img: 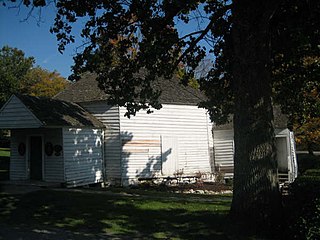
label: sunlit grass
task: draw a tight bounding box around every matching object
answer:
[153,231,181,240]
[0,148,10,180]
[101,218,135,235]
[0,148,10,157]
[55,217,86,228]
[0,195,19,216]
[134,199,230,212]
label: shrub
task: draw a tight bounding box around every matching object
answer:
[297,154,320,174]
[0,130,10,148]
[304,169,320,176]
[285,170,320,239]
[288,198,320,240]
[0,138,10,148]
[289,173,320,202]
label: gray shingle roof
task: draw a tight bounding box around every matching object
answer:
[16,94,104,128]
[213,106,288,130]
[54,72,205,105]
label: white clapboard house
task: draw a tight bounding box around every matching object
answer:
[0,73,213,186]
[0,73,297,186]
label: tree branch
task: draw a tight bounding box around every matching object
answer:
[175,17,215,67]
[179,30,205,41]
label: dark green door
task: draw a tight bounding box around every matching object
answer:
[30,136,42,180]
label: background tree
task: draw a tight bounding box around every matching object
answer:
[23,67,68,97]
[0,45,68,105]
[5,0,319,230]
[271,0,320,154]
[294,117,320,154]
[0,45,34,106]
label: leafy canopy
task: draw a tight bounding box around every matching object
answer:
[271,1,320,149]
[5,0,318,150]
[47,0,232,117]
[4,1,319,122]
[23,67,68,98]
[51,1,319,124]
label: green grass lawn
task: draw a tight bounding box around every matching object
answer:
[0,189,245,239]
[0,148,10,180]
[0,148,10,157]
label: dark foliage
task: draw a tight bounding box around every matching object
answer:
[290,171,320,200]
[271,0,320,126]
[0,136,10,148]
[285,169,320,239]
[297,154,320,174]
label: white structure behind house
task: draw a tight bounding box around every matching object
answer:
[212,113,298,183]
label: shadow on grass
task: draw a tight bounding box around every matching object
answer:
[0,190,233,239]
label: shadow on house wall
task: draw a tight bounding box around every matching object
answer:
[120,131,172,185]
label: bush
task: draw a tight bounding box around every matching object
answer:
[297,154,320,174]
[288,198,320,240]
[289,171,320,201]
[285,170,320,239]
[304,169,320,176]
[0,138,10,148]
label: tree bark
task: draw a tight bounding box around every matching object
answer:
[230,0,282,228]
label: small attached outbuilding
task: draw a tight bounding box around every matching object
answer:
[0,94,105,187]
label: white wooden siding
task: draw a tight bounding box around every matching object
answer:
[43,129,64,182]
[10,130,28,180]
[63,128,103,186]
[213,130,234,177]
[207,117,214,172]
[288,132,298,181]
[275,130,298,183]
[0,95,42,129]
[213,128,296,180]
[119,104,212,184]
[80,102,121,183]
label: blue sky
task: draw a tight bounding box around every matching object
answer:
[0,5,77,78]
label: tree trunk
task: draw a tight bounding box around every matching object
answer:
[230,0,282,228]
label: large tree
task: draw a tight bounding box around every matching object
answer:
[5,0,319,229]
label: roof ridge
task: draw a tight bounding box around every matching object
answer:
[55,72,205,105]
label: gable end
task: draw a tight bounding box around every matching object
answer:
[0,95,43,129]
